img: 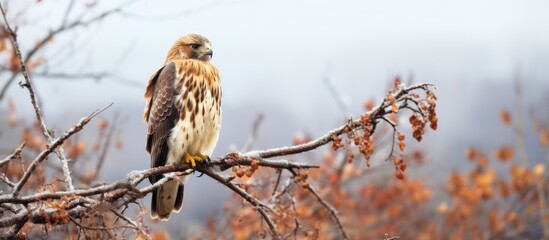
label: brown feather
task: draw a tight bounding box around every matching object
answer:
[145,62,179,182]
[143,67,164,122]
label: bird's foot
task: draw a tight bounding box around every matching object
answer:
[199,154,211,167]
[183,153,210,167]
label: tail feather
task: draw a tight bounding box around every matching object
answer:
[173,184,185,212]
[151,179,185,220]
[151,190,159,218]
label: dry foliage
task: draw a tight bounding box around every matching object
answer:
[184,102,549,240]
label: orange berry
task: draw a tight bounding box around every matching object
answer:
[397,133,405,141]
[399,142,406,152]
[400,163,407,172]
[394,171,405,180]
[97,119,108,130]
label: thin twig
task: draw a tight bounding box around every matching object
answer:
[109,209,150,240]
[304,180,349,240]
[241,114,264,152]
[11,103,113,196]
[271,169,283,197]
[0,173,15,187]
[69,215,134,232]
[0,3,77,191]
[324,75,351,118]
[33,71,144,88]
[94,118,117,179]
[60,0,76,27]
[0,142,25,168]
[288,168,349,239]
[382,118,397,161]
[0,2,135,101]
[201,167,281,240]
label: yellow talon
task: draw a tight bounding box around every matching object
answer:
[183,153,208,167]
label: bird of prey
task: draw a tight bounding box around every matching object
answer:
[143,34,221,220]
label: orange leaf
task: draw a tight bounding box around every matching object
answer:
[0,39,6,52]
[115,137,123,149]
[393,75,401,89]
[363,99,375,110]
[499,109,511,125]
[391,103,399,113]
[493,147,514,162]
[465,147,478,160]
[9,49,20,72]
[97,119,108,130]
[8,113,17,127]
[540,128,549,147]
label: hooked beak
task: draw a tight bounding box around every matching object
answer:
[201,42,213,58]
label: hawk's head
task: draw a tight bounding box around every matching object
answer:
[166,34,213,62]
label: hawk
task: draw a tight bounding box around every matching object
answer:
[143,34,222,220]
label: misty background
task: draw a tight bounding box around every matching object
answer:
[2,0,549,235]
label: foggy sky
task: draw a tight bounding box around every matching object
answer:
[3,0,549,235]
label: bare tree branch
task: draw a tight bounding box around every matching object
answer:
[0,142,25,168]
[304,179,349,239]
[109,209,150,240]
[240,83,434,160]
[90,117,118,182]
[1,2,77,192]
[0,1,138,101]
[0,154,315,206]
[0,173,15,188]
[11,103,112,196]
[200,167,281,240]
[33,71,144,88]
[60,0,76,27]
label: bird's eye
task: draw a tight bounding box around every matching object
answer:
[190,44,200,50]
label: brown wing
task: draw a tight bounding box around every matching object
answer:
[144,62,179,184]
